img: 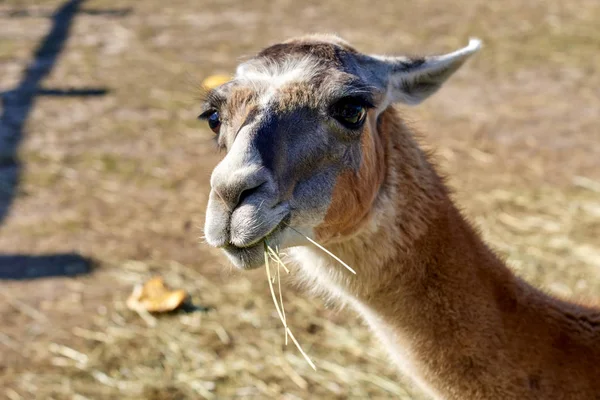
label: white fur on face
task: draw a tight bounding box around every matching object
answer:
[235,56,322,107]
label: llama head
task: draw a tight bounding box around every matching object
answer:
[202,34,480,269]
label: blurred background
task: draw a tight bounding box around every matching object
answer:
[1,0,599,398]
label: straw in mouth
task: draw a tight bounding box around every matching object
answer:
[263,229,357,371]
[264,242,316,370]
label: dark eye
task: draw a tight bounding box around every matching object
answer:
[207,110,221,134]
[331,100,368,129]
[199,109,222,134]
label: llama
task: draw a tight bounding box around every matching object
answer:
[202,34,600,399]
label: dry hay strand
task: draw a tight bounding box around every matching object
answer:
[264,242,315,370]
[263,228,357,371]
[286,224,356,275]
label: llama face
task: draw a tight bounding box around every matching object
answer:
[202,35,480,269]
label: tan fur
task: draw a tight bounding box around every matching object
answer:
[276,83,320,111]
[283,33,356,51]
[224,87,257,123]
[316,110,387,241]
[303,107,600,399]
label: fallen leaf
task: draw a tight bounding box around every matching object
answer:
[126,276,187,313]
[202,74,230,89]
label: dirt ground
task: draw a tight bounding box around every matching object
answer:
[0,0,599,398]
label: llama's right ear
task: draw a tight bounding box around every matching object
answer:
[373,39,482,105]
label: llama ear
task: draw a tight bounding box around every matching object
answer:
[374,39,482,105]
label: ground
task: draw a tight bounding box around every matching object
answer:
[0,0,599,399]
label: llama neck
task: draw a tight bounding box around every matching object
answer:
[291,108,600,399]
[292,174,517,398]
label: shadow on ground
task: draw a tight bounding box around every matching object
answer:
[0,0,123,279]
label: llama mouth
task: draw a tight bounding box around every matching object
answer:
[230,218,287,250]
[222,219,289,270]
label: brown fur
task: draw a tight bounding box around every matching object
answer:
[320,107,600,399]
[316,110,387,241]
[276,83,321,111]
[223,87,257,121]
[259,35,357,68]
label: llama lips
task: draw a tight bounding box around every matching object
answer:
[222,222,287,270]
[228,204,290,250]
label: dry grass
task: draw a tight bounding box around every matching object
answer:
[264,243,317,372]
[1,0,599,398]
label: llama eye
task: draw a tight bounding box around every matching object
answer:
[198,109,222,135]
[207,110,221,134]
[331,101,367,129]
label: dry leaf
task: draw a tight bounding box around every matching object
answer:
[202,74,230,89]
[126,276,187,313]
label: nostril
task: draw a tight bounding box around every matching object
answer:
[237,183,263,207]
[211,164,275,211]
[231,178,273,212]
[213,174,270,211]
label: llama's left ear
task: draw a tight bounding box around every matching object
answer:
[373,39,482,105]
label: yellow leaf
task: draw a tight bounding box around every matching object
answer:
[126,276,187,313]
[202,74,230,89]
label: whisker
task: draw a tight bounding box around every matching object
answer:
[212,187,232,212]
